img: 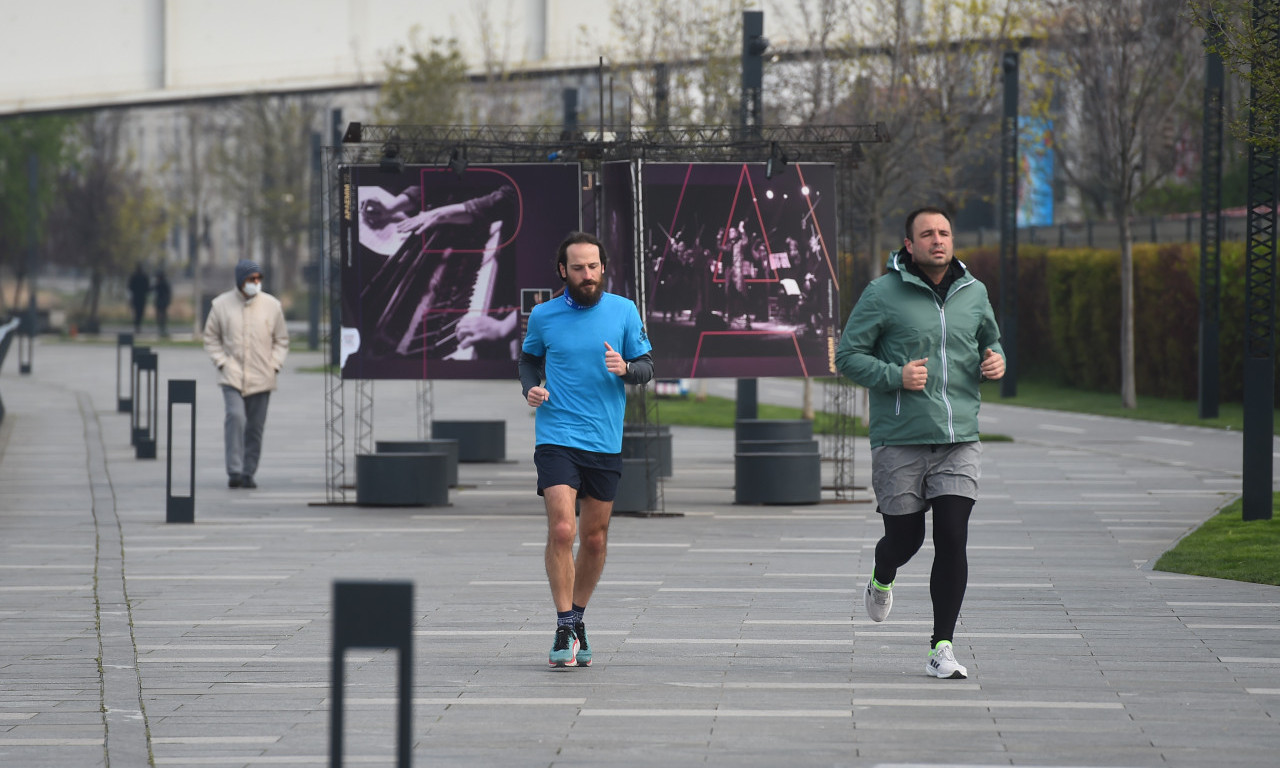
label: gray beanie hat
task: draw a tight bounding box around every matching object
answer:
[234,259,262,287]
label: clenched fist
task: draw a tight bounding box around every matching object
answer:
[902,358,928,391]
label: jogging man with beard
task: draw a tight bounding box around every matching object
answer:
[519,231,654,667]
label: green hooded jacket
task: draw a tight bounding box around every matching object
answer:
[835,249,1003,447]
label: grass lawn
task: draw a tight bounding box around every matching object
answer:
[1153,494,1280,586]
[644,393,866,435]
[645,392,1011,442]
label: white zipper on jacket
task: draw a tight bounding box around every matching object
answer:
[935,297,955,442]
[936,275,977,443]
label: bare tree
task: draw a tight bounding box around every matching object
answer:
[1042,0,1201,408]
[210,94,320,294]
[45,111,168,330]
[375,29,470,126]
[606,0,751,127]
[0,114,73,313]
[818,1,1038,297]
[1191,1,1280,154]
[163,104,218,332]
[767,0,859,124]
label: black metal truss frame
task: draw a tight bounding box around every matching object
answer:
[321,123,888,505]
[1199,25,1225,420]
[1242,0,1278,521]
[342,123,885,164]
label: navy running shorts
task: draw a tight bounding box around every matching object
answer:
[534,444,623,502]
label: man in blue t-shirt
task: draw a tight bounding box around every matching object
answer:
[519,231,654,668]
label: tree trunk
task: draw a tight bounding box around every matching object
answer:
[803,378,814,419]
[86,268,102,329]
[1119,214,1136,409]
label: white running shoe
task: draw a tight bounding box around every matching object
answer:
[864,577,893,622]
[926,641,968,679]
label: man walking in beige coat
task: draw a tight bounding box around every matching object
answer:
[203,259,290,489]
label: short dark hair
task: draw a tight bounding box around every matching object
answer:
[556,231,608,279]
[904,207,953,241]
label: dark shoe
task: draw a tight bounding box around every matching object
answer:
[573,621,592,667]
[228,474,242,488]
[241,476,257,489]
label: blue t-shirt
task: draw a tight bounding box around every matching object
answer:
[522,292,652,453]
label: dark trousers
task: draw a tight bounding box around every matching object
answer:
[221,385,270,479]
[872,495,975,647]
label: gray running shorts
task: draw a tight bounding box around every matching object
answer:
[870,442,982,516]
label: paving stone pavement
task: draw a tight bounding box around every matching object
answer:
[2,338,1279,768]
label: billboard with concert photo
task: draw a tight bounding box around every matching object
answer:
[641,162,839,379]
[339,163,580,380]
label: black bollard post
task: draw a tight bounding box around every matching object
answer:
[117,333,134,413]
[166,380,196,523]
[134,349,158,459]
[330,580,413,768]
[130,346,150,447]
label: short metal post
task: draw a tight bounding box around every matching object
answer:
[330,581,413,768]
[117,333,134,413]
[130,346,150,447]
[134,349,157,459]
[166,380,196,523]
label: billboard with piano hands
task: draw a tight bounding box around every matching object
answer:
[339,163,580,380]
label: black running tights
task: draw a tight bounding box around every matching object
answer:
[872,495,975,647]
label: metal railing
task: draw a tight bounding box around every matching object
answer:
[955,215,1250,251]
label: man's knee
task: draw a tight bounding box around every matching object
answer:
[547,517,577,549]
[579,526,608,557]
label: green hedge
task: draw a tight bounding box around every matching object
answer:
[962,241,1278,403]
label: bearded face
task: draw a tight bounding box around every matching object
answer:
[561,242,605,307]
[567,273,602,306]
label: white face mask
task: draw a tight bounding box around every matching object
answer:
[242,281,261,297]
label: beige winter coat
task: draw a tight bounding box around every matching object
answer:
[203,288,290,396]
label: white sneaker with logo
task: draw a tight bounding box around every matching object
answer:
[926,640,968,679]
[864,577,893,622]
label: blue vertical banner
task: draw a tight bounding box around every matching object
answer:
[1016,117,1054,227]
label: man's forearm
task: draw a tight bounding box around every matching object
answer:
[518,352,545,396]
[622,352,655,386]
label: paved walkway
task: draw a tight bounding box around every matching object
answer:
[1,339,1279,767]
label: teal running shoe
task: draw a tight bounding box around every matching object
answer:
[548,625,579,668]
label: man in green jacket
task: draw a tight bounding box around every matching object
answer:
[835,207,1004,679]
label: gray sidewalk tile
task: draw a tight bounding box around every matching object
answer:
[2,340,1280,766]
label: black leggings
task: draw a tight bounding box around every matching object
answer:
[872,495,974,647]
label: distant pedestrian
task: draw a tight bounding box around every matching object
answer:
[127,265,150,334]
[202,259,289,490]
[153,271,172,338]
[835,206,1004,680]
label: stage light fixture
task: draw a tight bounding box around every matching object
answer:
[448,147,469,178]
[764,141,789,180]
[379,142,404,174]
